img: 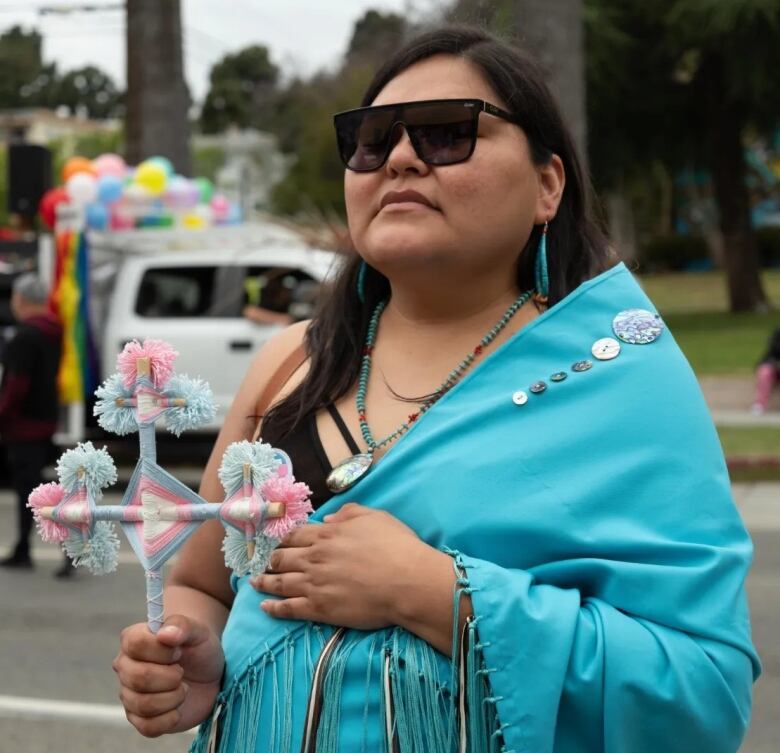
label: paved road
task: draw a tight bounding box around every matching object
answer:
[0,484,777,753]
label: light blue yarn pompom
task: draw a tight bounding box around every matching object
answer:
[218,440,280,495]
[56,442,118,497]
[63,522,120,574]
[94,373,138,436]
[221,526,278,577]
[163,375,217,436]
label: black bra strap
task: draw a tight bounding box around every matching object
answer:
[325,404,361,456]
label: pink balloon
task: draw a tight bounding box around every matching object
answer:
[94,153,127,179]
[110,203,135,231]
[210,194,230,219]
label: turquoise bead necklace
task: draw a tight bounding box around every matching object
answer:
[325,288,535,494]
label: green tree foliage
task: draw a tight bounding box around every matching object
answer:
[48,65,122,119]
[196,11,411,217]
[268,10,411,218]
[586,0,780,311]
[0,26,47,108]
[200,45,279,134]
[0,25,121,117]
[345,9,406,65]
[271,66,377,217]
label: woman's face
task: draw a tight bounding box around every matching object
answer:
[345,54,564,283]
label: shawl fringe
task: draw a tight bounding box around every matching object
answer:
[190,559,504,752]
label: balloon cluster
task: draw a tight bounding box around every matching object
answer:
[38,153,242,232]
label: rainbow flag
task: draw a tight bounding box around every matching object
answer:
[50,228,99,403]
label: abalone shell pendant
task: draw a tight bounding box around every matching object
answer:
[326,452,373,494]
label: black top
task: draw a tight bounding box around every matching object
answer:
[759,327,780,367]
[0,314,62,441]
[260,404,361,510]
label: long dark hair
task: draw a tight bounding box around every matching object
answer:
[263,24,614,437]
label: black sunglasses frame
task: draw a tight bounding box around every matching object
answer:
[333,98,521,172]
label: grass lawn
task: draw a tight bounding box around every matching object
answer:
[717,426,780,457]
[638,269,780,376]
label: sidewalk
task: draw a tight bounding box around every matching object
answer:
[700,376,780,427]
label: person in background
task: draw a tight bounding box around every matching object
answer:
[0,273,68,576]
[751,327,780,415]
[242,272,321,326]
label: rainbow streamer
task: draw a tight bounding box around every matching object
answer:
[51,228,99,403]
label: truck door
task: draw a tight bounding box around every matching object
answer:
[116,263,276,428]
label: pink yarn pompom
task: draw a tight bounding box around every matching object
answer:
[116,338,178,388]
[27,483,69,542]
[261,471,313,540]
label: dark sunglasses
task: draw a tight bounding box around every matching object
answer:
[333,98,521,172]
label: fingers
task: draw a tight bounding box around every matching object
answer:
[322,502,367,522]
[125,708,182,738]
[118,623,181,664]
[251,571,309,598]
[266,546,309,574]
[260,596,311,621]
[120,683,188,719]
[155,614,212,649]
[112,654,184,693]
[277,523,321,548]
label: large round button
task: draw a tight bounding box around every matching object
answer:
[512,390,528,405]
[612,309,665,344]
[592,337,621,361]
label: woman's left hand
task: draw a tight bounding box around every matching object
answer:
[250,503,439,630]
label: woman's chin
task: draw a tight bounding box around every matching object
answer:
[364,245,446,272]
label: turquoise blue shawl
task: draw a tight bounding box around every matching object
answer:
[191,263,760,753]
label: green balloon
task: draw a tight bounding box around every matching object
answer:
[194,177,214,204]
[149,156,174,177]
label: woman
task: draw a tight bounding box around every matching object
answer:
[751,327,780,415]
[113,26,760,753]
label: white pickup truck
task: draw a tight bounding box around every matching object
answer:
[84,224,339,432]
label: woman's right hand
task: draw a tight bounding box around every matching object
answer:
[113,614,225,737]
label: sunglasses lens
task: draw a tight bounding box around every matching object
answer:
[336,101,478,171]
[411,119,475,165]
[336,109,394,171]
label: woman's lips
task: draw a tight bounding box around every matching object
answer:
[379,190,437,212]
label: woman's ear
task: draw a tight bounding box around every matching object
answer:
[534,154,565,224]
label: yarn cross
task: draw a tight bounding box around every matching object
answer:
[28,339,312,633]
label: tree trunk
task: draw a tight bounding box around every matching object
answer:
[125,0,191,174]
[700,53,766,312]
[606,186,637,262]
[514,0,587,171]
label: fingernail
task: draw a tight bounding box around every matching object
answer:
[171,648,182,662]
[323,514,333,522]
[159,626,182,640]
[182,682,190,695]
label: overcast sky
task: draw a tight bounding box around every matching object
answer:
[0,0,432,102]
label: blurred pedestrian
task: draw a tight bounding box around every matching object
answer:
[751,327,780,415]
[0,273,67,575]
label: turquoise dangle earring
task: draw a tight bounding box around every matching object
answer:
[357,260,368,304]
[534,220,549,304]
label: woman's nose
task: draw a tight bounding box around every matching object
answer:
[384,123,428,175]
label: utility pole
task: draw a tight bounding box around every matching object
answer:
[515,0,587,172]
[125,0,191,174]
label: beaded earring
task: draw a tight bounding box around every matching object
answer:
[356,260,367,304]
[534,221,549,304]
